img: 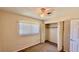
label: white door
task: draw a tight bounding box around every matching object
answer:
[70,20,79,52]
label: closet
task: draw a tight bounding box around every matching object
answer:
[45,22,64,51]
[45,23,58,44]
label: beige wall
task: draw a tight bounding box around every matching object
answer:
[45,25,49,41]
[0,11,45,51]
[49,27,57,43]
[0,13,2,51]
[63,20,70,52]
[40,22,45,43]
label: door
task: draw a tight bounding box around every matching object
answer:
[70,20,79,52]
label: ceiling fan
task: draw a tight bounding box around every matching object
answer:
[38,8,56,17]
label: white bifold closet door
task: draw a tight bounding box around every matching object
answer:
[70,20,79,52]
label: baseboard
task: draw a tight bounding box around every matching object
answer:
[18,43,41,52]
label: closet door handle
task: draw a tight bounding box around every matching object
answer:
[70,39,74,41]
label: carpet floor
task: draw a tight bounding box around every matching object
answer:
[20,42,58,52]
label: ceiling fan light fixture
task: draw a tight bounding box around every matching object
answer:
[39,8,55,18]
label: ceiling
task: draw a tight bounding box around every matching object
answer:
[0,7,79,21]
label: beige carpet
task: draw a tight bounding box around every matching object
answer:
[20,42,58,52]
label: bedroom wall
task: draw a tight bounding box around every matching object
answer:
[0,13,3,51]
[63,20,70,52]
[0,10,45,51]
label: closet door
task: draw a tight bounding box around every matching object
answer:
[70,40,78,52]
[70,20,79,52]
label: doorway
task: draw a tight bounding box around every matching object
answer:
[45,21,64,52]
[45,23,58,44]
[45,23,58,51]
